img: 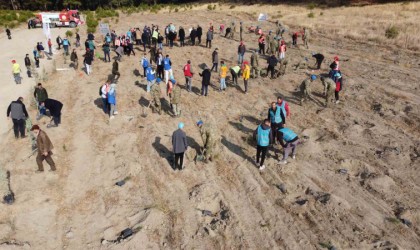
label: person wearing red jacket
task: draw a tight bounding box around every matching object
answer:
[183,60,194,92]
[276,96,290,124]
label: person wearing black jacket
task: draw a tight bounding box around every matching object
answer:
[7,97,29,138]
[199,65,211,96]
[312,53,324,70]
[24,54,31,77]
[83,49,93,75]
[196,25,203,45]
[41,98,63,127]
[190,28,197,46]
[267,54,278,79]
[178,27,185,47]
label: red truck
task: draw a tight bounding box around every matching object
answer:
[30,10,82,28]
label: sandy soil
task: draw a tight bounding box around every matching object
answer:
[0,4,419,250]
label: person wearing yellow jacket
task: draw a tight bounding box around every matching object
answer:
[219,61,228,91]
[242,61,251,94]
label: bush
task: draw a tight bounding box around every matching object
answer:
[307,3,317,10]
[65,30,73,37]
[385,26,399,39]
[308,12,315,18]
[320,12,324,16]
[207,4,212,10]
[213,4,217,10]
[175,8,179,12]
[229,5,235,9]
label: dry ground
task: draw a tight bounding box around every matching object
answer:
[0,3,419,250]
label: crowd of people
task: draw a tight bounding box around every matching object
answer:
[6,15,345,173]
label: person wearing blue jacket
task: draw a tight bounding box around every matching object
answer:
[278,127,299,165]
[163,54,173,85]
[146,65,156,93]
[108,83,118,119]
[253,119,273,171]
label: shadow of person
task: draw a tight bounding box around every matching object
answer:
[152,137,174,169]
[221,135,254,163]
[228,121,254,134]
[93,98,107,112]
[242,115,260,125]
[138,96,150,107]
[187,136,201,154]
[135,80,147,91]
[133,69,141,77]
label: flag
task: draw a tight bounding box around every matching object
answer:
[258,13,268,22]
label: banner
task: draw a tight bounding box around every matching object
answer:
[99,23,110,35]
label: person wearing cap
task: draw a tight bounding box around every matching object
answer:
[253,119,273,170]
[30,125,56,172]
[269,36,278,56]
[40,98,63,127]
[242,61,251,94]
[206,28,213,48]
[199,65,211,97]
[229,65,241,85]
[277,96,290,121]
[300,75,317,105]
[11,60,21,84]
[108,83,118,119]
[34,83,48,118]
[302,27,310,49]
[163,54,173,85]
[172,122,188,170]
[312,53,324,70]
[183,60,194,92]
[278,126,299,165]
[237,41,246,64]
[151,78,163,115]
[7,97,28,139]
[334,73,343,104]
[219,61,228,91]
[24,54,32,78]
[170,80,181,117]
[320,76,336,107]
[196,120,217,162]
[210,48,218,72]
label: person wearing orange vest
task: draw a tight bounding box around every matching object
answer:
[183,60,194,92]
[242,61,251,94]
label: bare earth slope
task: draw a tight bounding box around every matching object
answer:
[0,4,419,250]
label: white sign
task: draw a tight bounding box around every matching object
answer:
[258,13,268,22]
[99,23,110,35]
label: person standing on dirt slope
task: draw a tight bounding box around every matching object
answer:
[157,33,164,51]
[278,127,299,165]
[135,28,142,45]
[76,32,81,47]
[258,34,266,55]
[103,42,111,62]
[178,26,185,47]
[56,36,62,49]
[156,52,164,80]
[47,38,52,55]
[278,58,288,77]
[277,96,290,122]
[108,83,118,120]
[62,37,70,56]
[83,49,93,76]
[224,26,232,39]
[100,80,111,115]
[321,76,337,107]
[237,41,246,65]
[7,97,28,139]
[183,60,194,92]
[239,21,243,42]
[197,25,203,45]
[267,54,278,79]
[33,47,40,68]
[302,27,310,49]
[88,39,96,55]
[11,60,22,84]
[199,65,211,97]
[112,59,120,80]
[34,83,48,117]
[163,55,173,85]
[151,78,163,115]
[265,31,272,54]
[206,29,214,48]
[6,28,11,39]
[24,54,31,78]
[279,40,286,61]
[146,64,156,93]
[30,125,56,172]
[230,65,241,86]
[141,30,148,51]
[268,102,285,144]
[170,81,182,117]
[219,61,228,91]
[210,48,218,72]
[334,72,343,104]
[41,98,63,128]
[250,50,260,78]
[197,120,218,162]
[149,46,157,65]
[190,27,197,46]
[242,61,251,94]
[300,75,317,105]
[292,32,298,46]
[312,53,324,70]
[172,122,188,170]
[329,56,341,81]
[140,53,149,78]
[253,119,273,171]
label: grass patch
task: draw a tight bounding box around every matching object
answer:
[0,10,34,28]
[385,25,399,39]
[307,3,317,10]
[229,5,235,9]
[308,12,315,18]
[65,30,73,38]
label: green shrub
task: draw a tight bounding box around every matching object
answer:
[175,8,179,12]
[229,5,235,9]
[207,4,212,10]
[213,4,217,10]
[307,3,317,10]
[87,26,96,34]
[385,26,399,39]
[308,12,315,18]
[65,30,73,37]
[320,12,324,16]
